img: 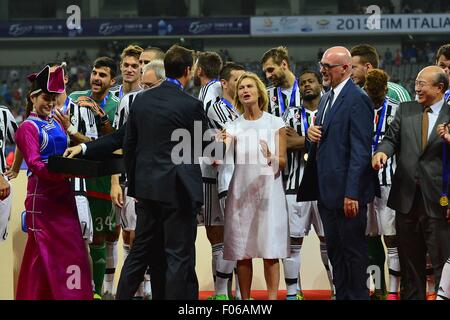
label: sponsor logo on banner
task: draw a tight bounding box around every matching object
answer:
[99,23,122,36]
[251,14,450,36]
[1,17,249,38]
[9,24,33,37]
[189,21,213,34]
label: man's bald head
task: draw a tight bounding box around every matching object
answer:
[415,66,448,107]
[323,46,352,65]
[320,46,352,88]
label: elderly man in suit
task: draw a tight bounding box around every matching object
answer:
[373,66,450,300]
[298,46,375,300]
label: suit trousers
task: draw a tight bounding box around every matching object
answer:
[116,196,199,300]
[318,203,369,300]
[396,186,450,300]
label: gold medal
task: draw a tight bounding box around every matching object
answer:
[440,195,448,207]
[304,153,309,162]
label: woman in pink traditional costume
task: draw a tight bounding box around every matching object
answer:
[222,72,289,300]
[15,65,91,300]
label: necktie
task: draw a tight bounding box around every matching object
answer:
[321,89,335,124]
[421,106,431,151]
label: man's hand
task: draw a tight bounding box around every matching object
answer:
[372,152,388,171]
[76,96,106,118]
[344,197,359,218]
[307,125,322,143]
[0,175,10,200]
[63,145,82,158]
[286,126,304,150]
[437,123,450,144]
[4,169,18,180]
[53,108,71,130]
[110,183,124,208]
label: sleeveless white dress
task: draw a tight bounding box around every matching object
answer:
[223,112,290,260]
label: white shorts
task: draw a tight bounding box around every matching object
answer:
[286,194,325,238]
[0,183,13,242]
[117,186,136,231]
[197,182,223,226]
[366,185,396,236]
[75,195,93,243]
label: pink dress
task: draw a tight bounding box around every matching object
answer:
[223,112,290,260]
[15,113,91,300]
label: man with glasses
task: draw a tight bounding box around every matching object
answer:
[373,66,450,300]
[299,46,376,300]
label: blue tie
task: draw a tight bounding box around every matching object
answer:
[321,89,335,124]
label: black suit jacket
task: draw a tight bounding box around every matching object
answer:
[84,125,125,160]
[124,81,210,208]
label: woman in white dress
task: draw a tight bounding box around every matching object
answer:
[222,72,289,300]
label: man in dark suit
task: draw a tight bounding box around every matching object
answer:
[373,66,450,300]
[298,46,375,300]
[115,44,213,300]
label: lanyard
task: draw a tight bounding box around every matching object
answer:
[445,89,450,102]
[119,85,124,99]
[221,97,234,110]
[441,140,450,206]
[166,77,184,90]
[61,97,70,114]
[372,98,388,152]
[277,79,298,115]
[301,105,310,136]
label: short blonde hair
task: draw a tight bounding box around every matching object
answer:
[233,72,269,114]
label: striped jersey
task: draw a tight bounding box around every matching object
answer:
[267,84,302,118]
[69,90,120,199]
[373,97,399,186]
[199,80,222,112]
[63,97,99,194]
[387,81,411,103]
[113,90,142,130]
[282,106,318,194]
[198,81,222,181]
[208,98,240,194]
[0,105,18,173]
[110,85,124,100]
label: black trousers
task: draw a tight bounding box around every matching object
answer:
[116,197,199,300]
[318,203,369,300]
[396,188,450,300]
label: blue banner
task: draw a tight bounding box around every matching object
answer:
[0,17,250,38]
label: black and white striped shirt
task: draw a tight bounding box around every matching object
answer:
[206,98,239,130]
[267,85,302,118]
[283,106,318,194]
[199,81,222,181]
[113,90,142,130]
[374,97,399,186]
[0,105,18,174]
[65,98,99,194]
[199,80,222,112]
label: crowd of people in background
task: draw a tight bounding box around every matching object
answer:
[0,42,444,131]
